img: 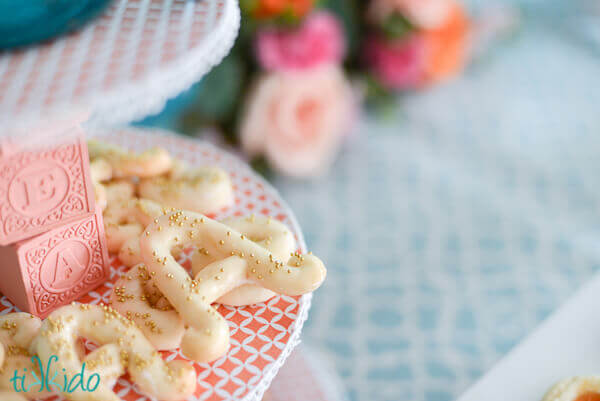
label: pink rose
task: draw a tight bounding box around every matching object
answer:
[256,12,346,72]
[368,0,453,29]
[365,35,426,90]
[240,66,353,177]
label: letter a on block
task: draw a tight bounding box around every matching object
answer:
[51,248,85,289]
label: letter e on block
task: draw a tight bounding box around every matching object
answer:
[0,132,95,245]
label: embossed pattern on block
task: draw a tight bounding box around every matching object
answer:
[0,209,109,318]
[0,136,95,245]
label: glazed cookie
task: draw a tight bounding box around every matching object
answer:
[0,312,129,400]
[88,139,172,179]
[90,158,113,212]
[104,198,163,253]
[191,214,297,306]
[118,236,146,267]
[167,158,190,179]
[139,210,327,363]
[104,205,143,253]
[0,392,27,401]
[105,180,136,206]
[110,264,185,350]
[0,313,53,400]
[138,166,233,215]
[119,234,185,268]
[542,377,600,401]
[114,216,294,347]
[115,200,184,267]
[93,181,108,212]
[89,158,113,183]
[34,303,196,401]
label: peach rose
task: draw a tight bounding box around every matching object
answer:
[240,66,353,177]
[368,0,453,29]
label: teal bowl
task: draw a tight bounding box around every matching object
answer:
[0,0,113,49]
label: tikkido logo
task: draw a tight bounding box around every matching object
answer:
[10,355,100,394]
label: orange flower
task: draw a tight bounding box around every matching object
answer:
[254,0,315,19]
[421,1,470,84]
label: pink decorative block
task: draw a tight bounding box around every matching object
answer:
[0,209,110,318]
[0,132,95,245]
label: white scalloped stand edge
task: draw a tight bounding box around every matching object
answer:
[89,127,313,401]
[88,0,241,126]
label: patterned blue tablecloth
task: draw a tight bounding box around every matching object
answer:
[273,13,600,401]
[138,2,600,400]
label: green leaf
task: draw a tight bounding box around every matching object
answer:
[191,52,246,121]
[239,0,259,16]
[321,0,363,61]
[363,74,395,108]
[380,13,415,40]
[250,156,275,179]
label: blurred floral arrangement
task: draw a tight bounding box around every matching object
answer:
[178,0,472,177]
